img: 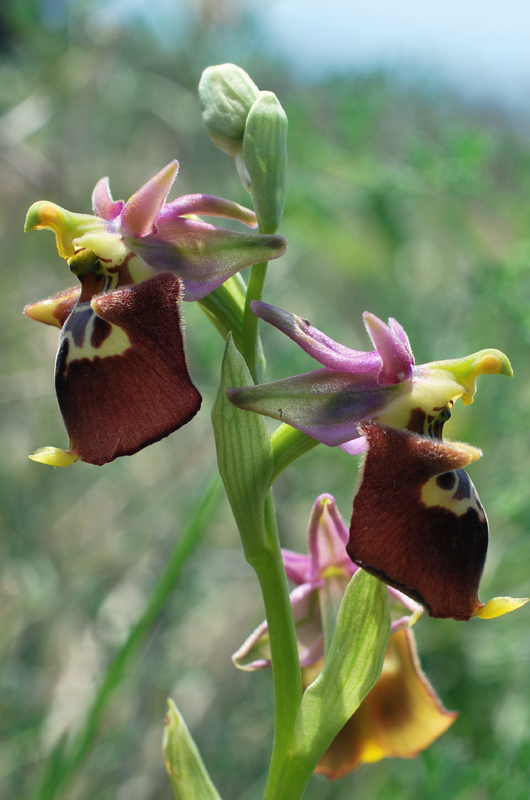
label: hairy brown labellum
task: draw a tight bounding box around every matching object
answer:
[55,271,201,465]
[347,422,488,620]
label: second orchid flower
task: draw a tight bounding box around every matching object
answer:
[227,303,528,621]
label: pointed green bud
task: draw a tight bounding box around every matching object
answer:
[163,700,222,800]
[241,91,288,234]
[199,64,260,157]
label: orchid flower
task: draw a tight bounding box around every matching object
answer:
[228,303,528,620]
[233,494,457,778]
[24,161,286,466]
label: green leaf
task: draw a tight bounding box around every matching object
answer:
[163,699,222,800]
[242,91,288,234]
[293,570,390,762]
[212,333,274,558]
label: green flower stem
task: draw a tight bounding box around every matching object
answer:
[247,493,303,788]
[263,754,316,800]
[197,277,246,351]
[269,425,320,486]
[242,261,268,383]
[32,475,223,800]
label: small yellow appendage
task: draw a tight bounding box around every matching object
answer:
[29,446,78,467]
[473,596,529,619]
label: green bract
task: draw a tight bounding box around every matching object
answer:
[212,334,274,559]
[163,700,222,800]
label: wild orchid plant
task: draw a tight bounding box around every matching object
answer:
[24,64,527,800]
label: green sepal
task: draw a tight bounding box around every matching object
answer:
[212,334,274,559]
[293,570,391,762]
[241,91,288,234]
[199,64,260,157]
[163,699,222,800]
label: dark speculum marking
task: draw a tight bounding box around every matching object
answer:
[67,304,93,348]
[90,316,113,349]
[436,472,456,491]
[452,469,471,500]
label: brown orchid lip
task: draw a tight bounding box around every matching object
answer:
[347,422,488,621]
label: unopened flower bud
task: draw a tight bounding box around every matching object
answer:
[199,64,259,157]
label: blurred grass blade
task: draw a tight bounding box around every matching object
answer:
[31,474,223,800]
[163,699,222,800]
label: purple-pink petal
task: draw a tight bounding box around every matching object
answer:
[389,317,413,351]
[120,160,179,238]
[388,586,424,632]
[363,312,414,386]
[164,194,258,228]
[91,177,124,221]
[307,494,354,579]
[338,436,368,455]
[127,217,287,301]
[226,368,400,447]
[251,301,381,373]
[232,581,325,671]
[282,548,312,584]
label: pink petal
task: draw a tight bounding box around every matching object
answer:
[363,312,414,385]
[251,301,381,373]
[91,177,124,220]
[120,160,179,238]
[165,194,257,228]
[307,494,354,578]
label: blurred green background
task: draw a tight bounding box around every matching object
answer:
[1,2,530,799]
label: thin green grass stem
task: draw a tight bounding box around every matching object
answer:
[32,474,223,800]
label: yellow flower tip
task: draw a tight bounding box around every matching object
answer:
[474,349,513,378]
[445,348,513,406]
[473,596,529,620]
[28,446,78,467]
[24,201,78,258]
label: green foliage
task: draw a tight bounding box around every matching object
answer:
[163,699,222,800]
[294,572,390,763]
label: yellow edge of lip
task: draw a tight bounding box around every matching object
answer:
[29,446,78,467]
[473,596,529,619]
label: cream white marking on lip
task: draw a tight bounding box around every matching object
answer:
[420,473,486,522]
[61,304,131,373]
